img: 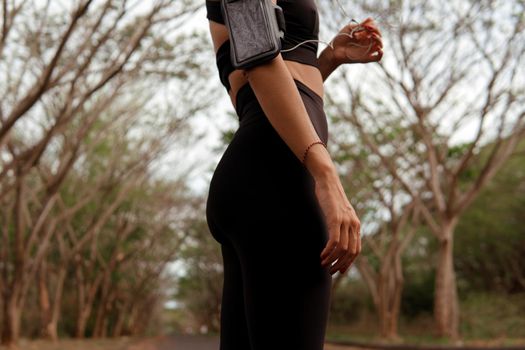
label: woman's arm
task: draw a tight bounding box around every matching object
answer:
[317,47,339,82]
[245,58,361,274]
[243,55,335,179]
[244,55,361,274]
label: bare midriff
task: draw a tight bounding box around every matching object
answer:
[209,20,324,112]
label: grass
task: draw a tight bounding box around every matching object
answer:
[325,315,525,348]
[326,327,525,347]
[325,293,525,348]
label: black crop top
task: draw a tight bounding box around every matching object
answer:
[206,0,320,92]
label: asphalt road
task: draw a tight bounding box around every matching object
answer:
[152,334,219,350]
[127,335,525,350]
[126,334,359,350]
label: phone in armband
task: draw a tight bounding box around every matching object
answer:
[220,0,286,70]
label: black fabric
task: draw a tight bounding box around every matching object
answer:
[206,0,224,24]
[206,0,320,92]
[206,78,331,350]
[278,0,320,59]
[216,40,234,91]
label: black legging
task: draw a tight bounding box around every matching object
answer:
[206,78,332,350]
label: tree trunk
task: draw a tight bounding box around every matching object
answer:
[75,262,103,338]
[76,309,90,338]
[38,261,56,340]
[1,297,21,346]
[93,272,111,337]
[43,266,67,341]
[75,264,88,338]
[113,296,131,337]
[377,249,403,340]
[1,176,24,346]
[128,303,140,335]
[434,219,460,339]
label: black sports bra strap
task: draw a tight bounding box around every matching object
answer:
[206,0,224,24]
[216,40,234,91]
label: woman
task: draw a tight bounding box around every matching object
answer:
[205,0,383,348]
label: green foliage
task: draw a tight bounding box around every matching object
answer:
[401,269,435,318]
[221,129,236,146]
[460,292,525,338]
[447,142,473,159]
[329,279,374,325]
[454,148,525,294]
[173,219,223,333]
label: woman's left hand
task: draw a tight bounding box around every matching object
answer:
[330,17,383,66]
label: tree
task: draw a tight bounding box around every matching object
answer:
[0,0,216,345]
[329,124,421,339]
[322,0,525,339]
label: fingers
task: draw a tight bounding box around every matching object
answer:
[354,30,382,49]
[371,33,383,48]
[328,220,350,274]
[321,207,362,275]
[361,17,382,35]
[372,47,383,61]
[364,24,382,38]
[366,33,383,62]
[339,216,360,274]
[320,219,342,267]
[342,232,362,273]
[350,218,360,255]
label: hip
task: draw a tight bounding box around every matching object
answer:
[206,79,329,223]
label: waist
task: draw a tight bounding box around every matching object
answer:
[235,78,329,145]
[236,78,323,116]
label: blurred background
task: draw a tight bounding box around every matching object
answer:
[0,0,524,349]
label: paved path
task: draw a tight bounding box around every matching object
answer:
[127,335,525,350]
[152,334,219,350]
[127,334,360,350]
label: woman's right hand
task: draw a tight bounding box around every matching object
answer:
[313,172,362,275]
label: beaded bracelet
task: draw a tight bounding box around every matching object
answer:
[301,140,327,164]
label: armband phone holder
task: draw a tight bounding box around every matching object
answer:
[220,0,286,70]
